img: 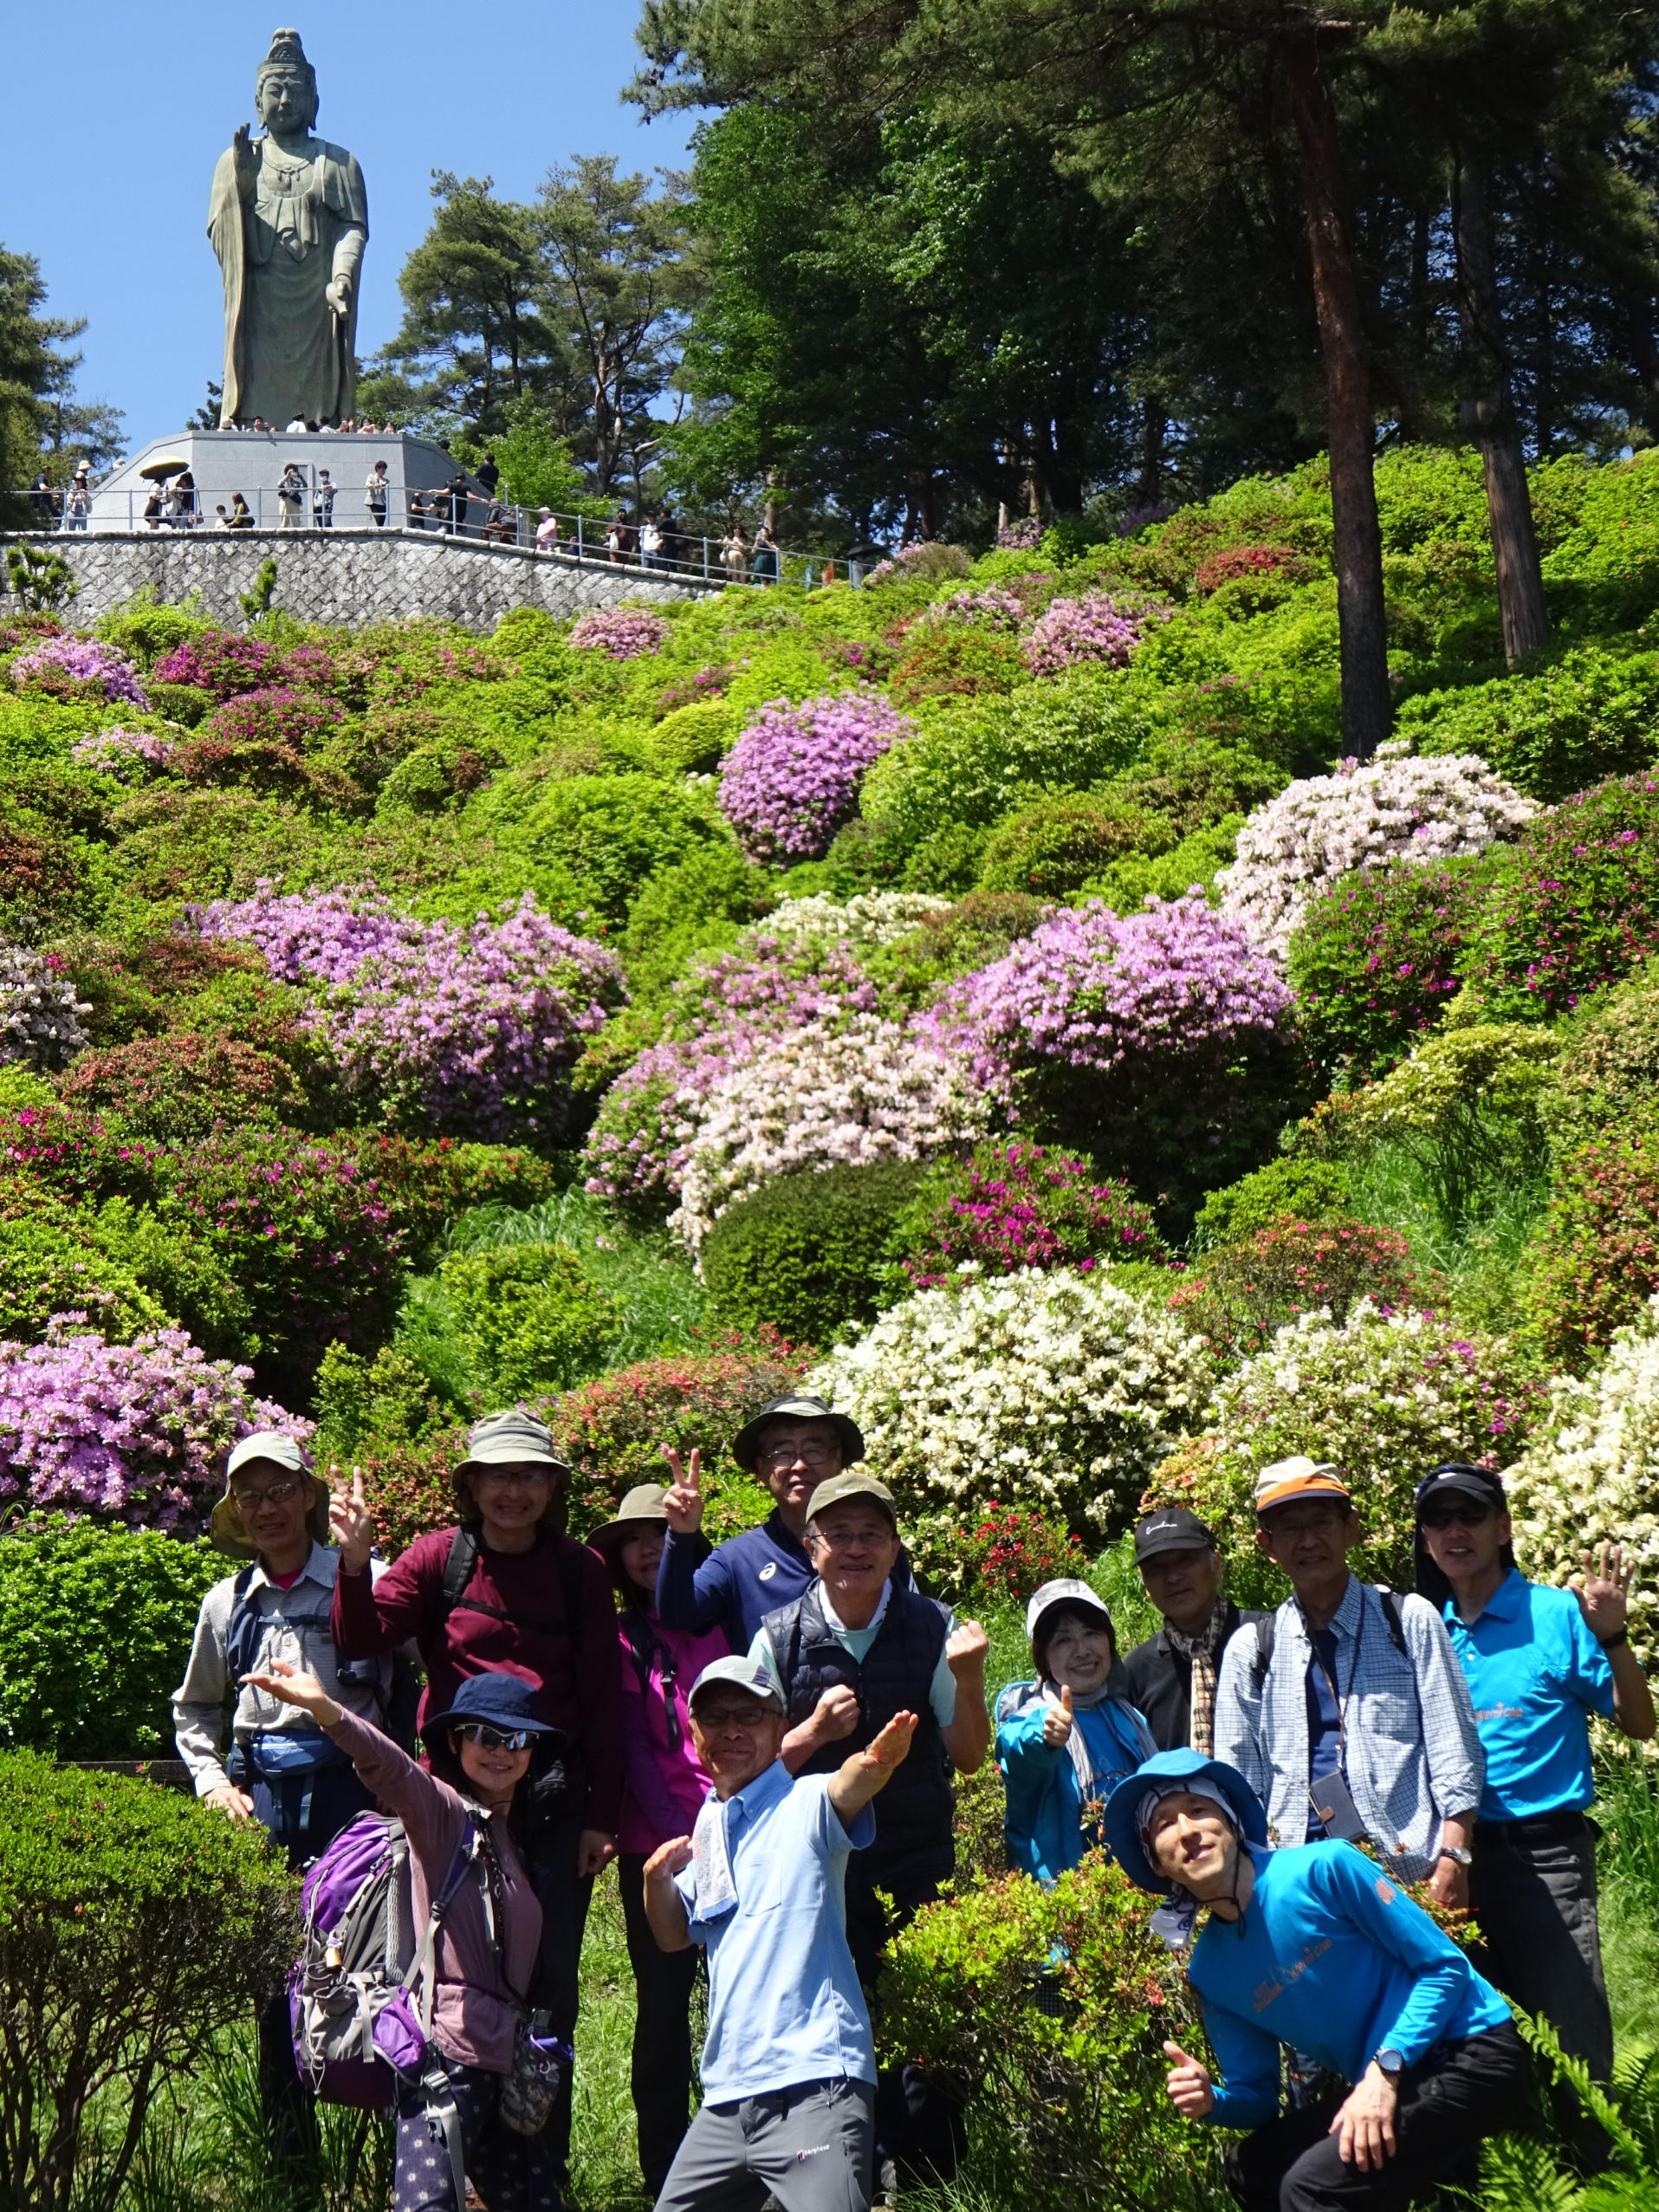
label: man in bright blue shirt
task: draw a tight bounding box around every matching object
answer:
[1104,1749,1529,2212]
[1416,1460,1655,2148]
[643,1652,918,2212]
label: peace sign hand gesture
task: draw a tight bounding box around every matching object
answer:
[1572,1542,1636,1643]
[660,1446,705,1535]
[328,1465,375,1573]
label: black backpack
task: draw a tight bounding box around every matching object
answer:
[225,1563,423,1750]
[1248,1586,1409,1692]
[436,1525,586,1643]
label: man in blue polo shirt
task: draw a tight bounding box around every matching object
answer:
[642,1652,918,2212]
[1104,1748,1529,2212]
[1415,1460,1655,2146]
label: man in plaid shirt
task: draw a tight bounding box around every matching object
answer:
[1214,1458,1482,1910]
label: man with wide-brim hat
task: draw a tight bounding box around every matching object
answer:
[175,1430,397,2166]
[1103,1748,1529,2212]
[329,1407,622,2200]
[658,1392,911,1650]
[1212,1456,1482,1908]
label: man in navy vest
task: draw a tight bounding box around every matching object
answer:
[748,1471,990,2196]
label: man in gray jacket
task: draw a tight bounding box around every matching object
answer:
[1214,1457,1482,1909]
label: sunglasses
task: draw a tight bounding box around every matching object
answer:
[455,1723,535,1752]
[1419,1504,1495,1529]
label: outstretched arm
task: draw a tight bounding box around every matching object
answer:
[827,1710,917,1827]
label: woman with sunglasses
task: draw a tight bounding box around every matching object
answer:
[242,1658,564,2212]
[1416,1461,1656,2163]
[588,1484,729,2194]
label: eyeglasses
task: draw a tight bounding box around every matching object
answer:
[1420,1505,1494,1530]
[232,1478,306,1508]
[456,1723,534,1751]
[810,1522,893,1550]
[470,1467,554,1489]
[759,1442,837,1469]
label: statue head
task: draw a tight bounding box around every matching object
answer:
[256,27,319,133]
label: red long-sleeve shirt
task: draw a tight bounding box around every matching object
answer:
[331,1525,624,1834]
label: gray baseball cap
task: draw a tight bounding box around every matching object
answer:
[687,1654,786,1716]
[1025,1577,1114,1644]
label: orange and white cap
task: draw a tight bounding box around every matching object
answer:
[1254,1456,1351,1515]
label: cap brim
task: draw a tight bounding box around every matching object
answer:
[1256,1478,1352,1515]
[209,1481,328,1560]
[1135,1532,1212,1560]
[586,1510,667,1557]
[459,1446,572,1473]
[1417,1474,1504,1510]
[732,1407,865,1470]
[1102,1755,1267,1894]
[421,1707,564,1741]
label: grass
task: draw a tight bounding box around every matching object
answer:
[1345,1136,1552,1340]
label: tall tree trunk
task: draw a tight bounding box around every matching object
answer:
[1278,29,1390,761]
[1453,160,1548,667]
[1137,394,1167,509]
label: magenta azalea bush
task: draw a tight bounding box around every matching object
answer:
[70,728,178,782]
[567,607,670,658]
[719,692,919,863]
[896,1139,1169,1287]
[0,1319,308,1531]
[1021,592,1168,677]
[207,684,346,750]
[152,630,277,698]
[189,885,625,1140]
[10,634,147,708]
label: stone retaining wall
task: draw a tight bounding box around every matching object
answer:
[1,528,723,630]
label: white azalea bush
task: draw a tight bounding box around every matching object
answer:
[1146,1300,1541,1587]
[808,1267,1210,1532]
[671,1014,991,1252]
[1219,743,1536,957]
[763,892,955,950]
[1507,1294,1659,1664]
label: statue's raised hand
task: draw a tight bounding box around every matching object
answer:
[233,121,259,198]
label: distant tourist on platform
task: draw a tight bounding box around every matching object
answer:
[721,526,748,580]
[250,416,269,431]
[476,454,500,496]
[638,514,663,569]
[366,459,389,528]
[445,474,470,535]
[230,491,254,529]
[410,489,434,532]
[536,507,560,551]
[606,508,633,563]
[214,504,232,529]
[30,471,55,529]
[313,470,335,528]
[284,413,308,433]
[170,471,198,529]
[481,500,513,543]
[750,522,780,582]
[276,463,306,529]
[142,487,165,529]
[64,464,93,531]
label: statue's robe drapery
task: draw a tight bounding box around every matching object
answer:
[208,135,367,427]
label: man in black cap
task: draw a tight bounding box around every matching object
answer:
[1416,1460,1655,2158]
[1120,1508,1266,1755]
[658,1393,909,1650]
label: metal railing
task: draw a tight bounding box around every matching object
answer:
[11,481,867,590]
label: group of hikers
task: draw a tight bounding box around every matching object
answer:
[174,1393,1651,2212]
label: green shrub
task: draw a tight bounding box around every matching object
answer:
[650,697,742,772]
[863,890,1046,1015]
[1105,735,1288,834]
[142,679,215,726]
[1542,959,1659,1151]
[1520,1125,1659,1365]
[620,845,780,1002]
[702,1160,928,1347]
[1190,1155,1356,1249]
[1287,854,1495,1080]
[0,1210,172,1345]
[469,769,727,924]
[887,626,1028,708]
[0,1518,223,1756]
[375,736,505,815]
[352,1136,560,1261]
[1078,819,1240,913]
[878,1852,1210,2212]
[436,1242,619,1402]
[0,1749,295,2212]
[94,595,210,670]
[976,794,1172,898]
[1399,647,1659,802]
[0,1065,56,1114]
[56,1034,313,1139]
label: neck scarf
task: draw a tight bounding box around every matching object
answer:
[1166,1599,1231,1757]
[686,1792,738,1923]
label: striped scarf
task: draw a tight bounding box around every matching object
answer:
[1167,1601,1231,1756]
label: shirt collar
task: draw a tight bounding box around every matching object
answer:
[1296,1573,1362,1640]
[248,1540,334,1592]
[1444,1564,1527,1628]
[762,1509,807,1561]
[724,1755,792,1830]
[820,1580,890,1637]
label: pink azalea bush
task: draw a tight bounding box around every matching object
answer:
[207,684,346,750]
[152,630,278,698]
[70,728,178,782]
[719,693,919,863]
[10,634,148,708]
[1021,592,1168,678]
[1219,743,1538,957]
[567,607,671,659]
[923,587,1027,633]
[189,885,625,1141]
[0,1318,308,1531]
[896,1139,1169,1287]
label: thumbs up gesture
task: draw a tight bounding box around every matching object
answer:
[660,1445,705,1535]
[1043,1683,1075,1748]
[327,1464,375,1573]
[1163,2040,1215,2118]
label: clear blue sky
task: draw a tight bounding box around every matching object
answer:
[1,0,697,446]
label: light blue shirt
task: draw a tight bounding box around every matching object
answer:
[1191,1841,1512,2130]
[674,1759,877,2101]
[748,1581,958,1729]
[1443,1570,1615,1822]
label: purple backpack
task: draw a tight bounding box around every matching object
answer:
[288,1809,483,2107]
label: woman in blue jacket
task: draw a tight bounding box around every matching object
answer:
[995,1578,1156,1881]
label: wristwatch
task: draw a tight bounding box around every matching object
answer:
[1598,1628,1629,1651]
[1375,2049,1405,2080]
[1436,1845,1473,1867]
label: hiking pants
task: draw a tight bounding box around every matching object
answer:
[394,2058,563,2212]
[525,1807,594,2183]
[1224,2023,1532,2212]
[619,1851,702,2192]
[654,2077,875,2212]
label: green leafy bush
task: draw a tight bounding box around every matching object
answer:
[878,1853,1210,2212]
[376,736,505,816]
[619,845,780,1003]
[1167,1216,1428,1366]
[887,626,1028,707]
[352,1136,559,1261]
[1540,959,1659,1153]
[1190,1155,1356,1249]
[1399,647,1659,803]
[649,697,741,772]
[0,1210,172,1345]
[1520,1125,1659,1365]
[469,769,728,924]
[0,1518,223,1756]
[862,891,1046,1015]
[434,1242,619,1403]
[701,1159,927,1348]
[1079,819,1240,913]
[1287,854,1494,1080]
[976,794,1171,898]
[0,1750,295,2212]
[56,1034,313,1139]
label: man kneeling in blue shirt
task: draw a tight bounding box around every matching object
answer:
[1104,1750,1530,2212]
[643,1653,917,2212]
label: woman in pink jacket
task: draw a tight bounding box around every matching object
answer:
[591,1482,729,2193]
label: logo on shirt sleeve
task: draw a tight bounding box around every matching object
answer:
[759,1563,777,1581]
[1375,1877,1397,1905]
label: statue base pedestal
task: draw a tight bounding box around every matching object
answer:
[88,429,486,534]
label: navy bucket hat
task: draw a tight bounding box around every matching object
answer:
[422,1671,563,1743]
[1103,1749,1268,1895]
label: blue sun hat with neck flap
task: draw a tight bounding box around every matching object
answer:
[1104,1748,1268,1895]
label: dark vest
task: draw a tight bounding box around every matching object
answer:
[762,1580,955,1879]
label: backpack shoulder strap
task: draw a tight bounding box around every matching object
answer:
[224,1564,261,1684]
[438,1527,478,1621]
[1376,1588,1409,1657]
[1250,1610,1276,1691]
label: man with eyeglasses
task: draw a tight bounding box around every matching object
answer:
[1415,1461,1655,2157]
[658,1394,911,1650]
[1213,1457,1483,1908]
[174,1431,398,2166]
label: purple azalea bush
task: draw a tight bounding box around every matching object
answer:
[898,1139,1168,1287]
[719,693,919,864]
[152,631,278,697]
[207,684,346,749]
[189,885,625,1141]
[1021,592,1168,678]
[567,607,670,659]
[0,1318,308,1531]
[70,728,178,782]
[10,634,148,708]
